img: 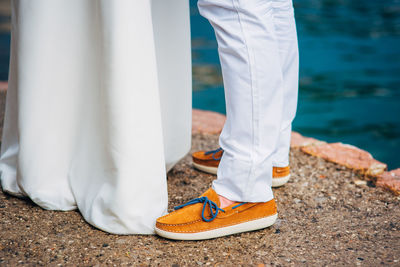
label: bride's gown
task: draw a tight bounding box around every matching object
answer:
[0,0,192,234]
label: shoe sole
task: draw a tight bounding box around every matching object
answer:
[155,213,278,241]
[272,174,291,187]
[193,163,290,188]
[193,162,218,175]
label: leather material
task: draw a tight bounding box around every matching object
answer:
[272,166,290,178]
[192,150,290,178]
[192,150,223,168]
[156,188,277,233]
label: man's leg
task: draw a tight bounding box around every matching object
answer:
[154,0,289,240]
[191,0,297,188]
[199,0,285,203]
[271,0,299,168]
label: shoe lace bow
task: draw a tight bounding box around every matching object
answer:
[174,196,225,222]
[204,147,223,160]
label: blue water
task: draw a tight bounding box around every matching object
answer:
[0,1,399,168]
[190,0,400,169]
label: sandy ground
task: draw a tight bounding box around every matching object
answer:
[0,91,399,266]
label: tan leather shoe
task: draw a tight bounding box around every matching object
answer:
[192,148,291,187]
[155,188,277,240]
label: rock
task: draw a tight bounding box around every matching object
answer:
[354,180,367,186]
[290,132,325,148]
[192,109,226,134]
[0,81,7,91]
[376,168,400,196]
[301,143,387,176]
[115,239,127,244]
[314,197,326,203]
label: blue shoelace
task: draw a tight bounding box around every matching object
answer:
[204,147,223,160]
[174,196,225,222]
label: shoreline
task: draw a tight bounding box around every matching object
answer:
[193,109,400,196]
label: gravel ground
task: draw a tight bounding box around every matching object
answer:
[0,133,399,266]
[0,90,399,266]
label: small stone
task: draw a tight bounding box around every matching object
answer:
[116,239,127,244]
[314,197,326,203]
[274,219,284,227]
[354,180,367,186]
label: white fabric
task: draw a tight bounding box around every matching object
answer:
[198,0,298,202]
[0,0,192,234]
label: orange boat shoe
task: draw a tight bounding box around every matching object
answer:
[155,188,278,240]
[192,148,291,187]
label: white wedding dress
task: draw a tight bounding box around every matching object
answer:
[0,0,192,234]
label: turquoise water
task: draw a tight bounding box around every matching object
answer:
[191,0,400,169]
[0,1,398,168]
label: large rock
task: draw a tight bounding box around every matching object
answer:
[301,143,387,176]
[0,81,8,91]
[376,169,400,196]
[192,109,226,134]
[290,131,325,148]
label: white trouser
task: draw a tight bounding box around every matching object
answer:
[198,0,299,202]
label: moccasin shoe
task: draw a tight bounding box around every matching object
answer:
[192,148,223,174]
[155,188,277,240]
[192,148,291,187]
[272,165,291,187]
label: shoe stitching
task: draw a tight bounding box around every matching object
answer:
[173,196,225,222]
[157,202,271,226]
[156,213,278,233]
[159,201,258,223]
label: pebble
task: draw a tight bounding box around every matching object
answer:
[314,197,327,203]
[354,180,367,186]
